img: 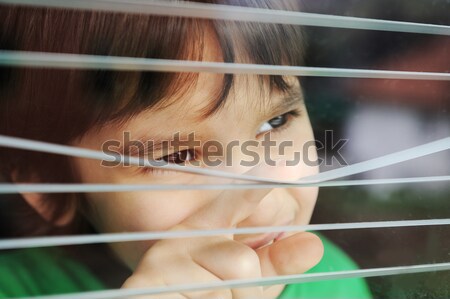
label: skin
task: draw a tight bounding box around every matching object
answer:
[27,30,324,298]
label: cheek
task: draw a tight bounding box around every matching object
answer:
[288,186,319,225]
[265,114,320,223]
[275,150,319,225]
[89,190,212,231]
[272,116,319,178]
[86,190,211,269]
[277,163,319,224]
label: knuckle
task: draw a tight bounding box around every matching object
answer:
[230,246,261,277]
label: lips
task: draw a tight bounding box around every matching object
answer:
[242,231,286,250]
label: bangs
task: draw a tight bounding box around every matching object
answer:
[0,0,305,179]
[79,6,306,126]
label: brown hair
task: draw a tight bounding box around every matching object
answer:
[0,0,306,237]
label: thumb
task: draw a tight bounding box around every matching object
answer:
[256,232,324,279]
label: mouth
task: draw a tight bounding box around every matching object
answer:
[242,231,286,250]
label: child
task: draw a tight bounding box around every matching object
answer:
[0,1,372,298]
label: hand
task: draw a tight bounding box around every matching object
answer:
[122,164,324,299]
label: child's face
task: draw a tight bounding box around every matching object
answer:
[69,34,319,270]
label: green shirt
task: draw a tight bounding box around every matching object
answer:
[0,234,372,298]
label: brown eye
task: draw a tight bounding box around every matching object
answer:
[160,149,195,164]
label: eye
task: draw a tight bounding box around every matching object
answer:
[159,149,196,164]
[141,149,197,176]
[257,112,290,134]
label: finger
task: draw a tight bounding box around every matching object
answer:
[122,276,187,299]
[256,232,324,283]
[123,255,232,299]
[179,262,232,299]
[190,237,263,299]
[178,161,286,230]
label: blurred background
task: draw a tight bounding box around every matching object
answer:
[300,0,449,298]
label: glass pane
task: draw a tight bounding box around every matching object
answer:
[0,1,448,298]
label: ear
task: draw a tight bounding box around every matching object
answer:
[21,192,77,226]
[12,170,76,226]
